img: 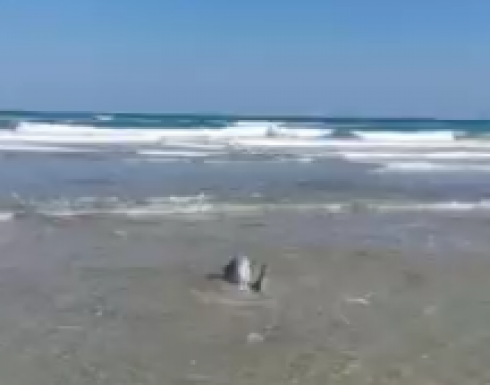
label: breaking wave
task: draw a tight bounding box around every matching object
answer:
[0,121,472,149]
[2,117,490,172]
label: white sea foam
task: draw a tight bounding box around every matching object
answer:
[0,143,103,153]
[375,161,490,173]
[221,122,331,139]
[13,123,169,144]
[352,130,457,142]
[136,149,220,158]
[0,212,15,221]
[223,138,490,150]
[340,151,490,160]
[26,201,490,219]
[15,121,330,139]
[11,195,490,220]
[372,201,490,212]
[2,122,490,162]
[14,121,330,141]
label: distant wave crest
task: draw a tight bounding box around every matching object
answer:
[0,121,489,171]
[2,121,470,147]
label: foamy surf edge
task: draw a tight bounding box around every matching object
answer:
[374,162,490,173]
[7,196,490,221]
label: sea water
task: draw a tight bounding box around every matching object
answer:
[1,111,490,216]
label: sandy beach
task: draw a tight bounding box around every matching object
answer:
[0,210,488,384]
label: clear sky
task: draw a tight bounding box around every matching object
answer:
[0,1,489,116]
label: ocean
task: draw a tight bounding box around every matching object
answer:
[1,111,490,383]
[1,110,490,217]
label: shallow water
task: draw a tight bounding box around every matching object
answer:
[0,212,489,384]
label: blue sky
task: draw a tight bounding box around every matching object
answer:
[0,1,489,116]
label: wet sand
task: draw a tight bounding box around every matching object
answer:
[0,212,490,384]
